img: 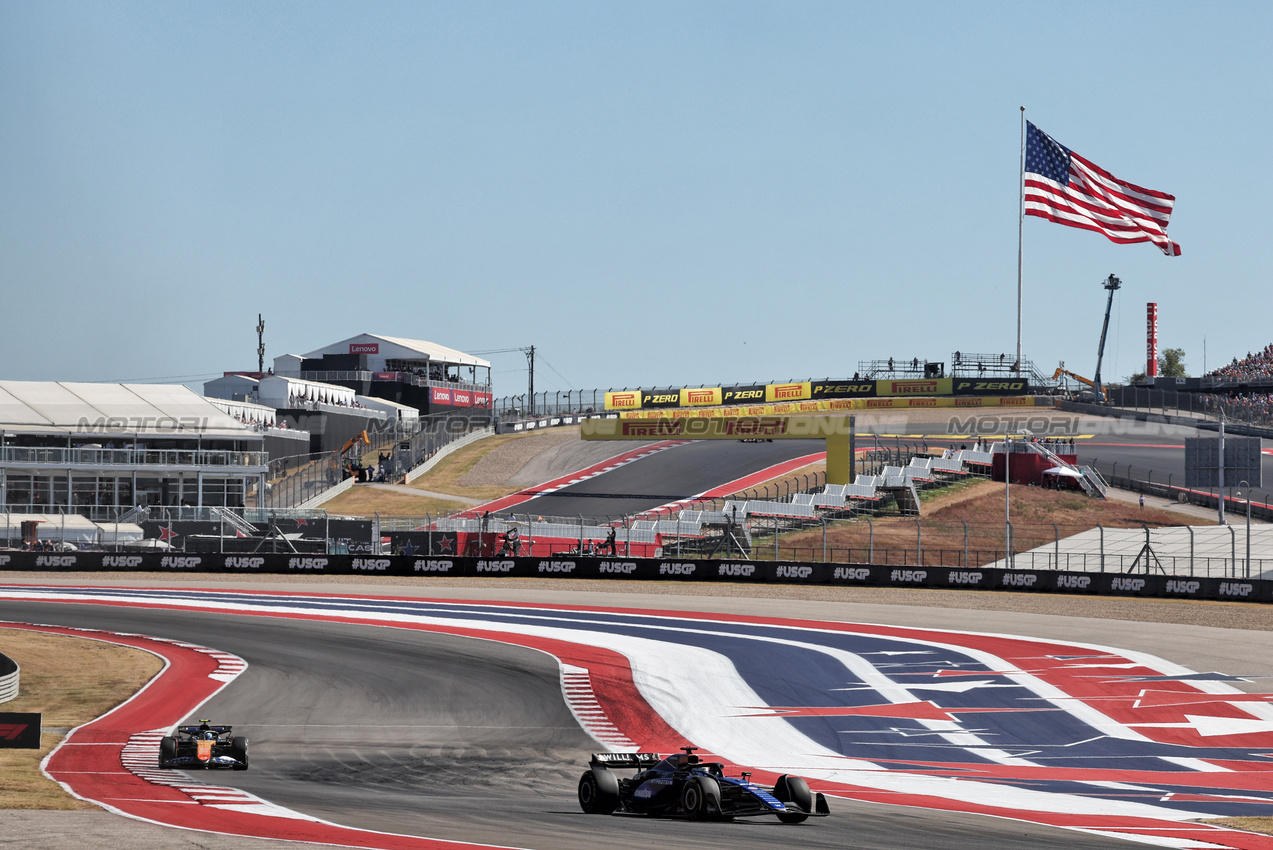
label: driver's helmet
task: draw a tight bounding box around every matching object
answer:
[201,730,217,740]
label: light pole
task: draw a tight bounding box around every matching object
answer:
[1004,431,1012,569]
[1237,479,1251,577]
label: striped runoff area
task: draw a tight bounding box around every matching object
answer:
[7,585,1273,849]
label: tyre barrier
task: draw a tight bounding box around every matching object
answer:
[0,551,1267,603]
[0,653,18,704]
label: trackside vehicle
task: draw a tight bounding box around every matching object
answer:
[578,747,829,823]
[157,721,248,770]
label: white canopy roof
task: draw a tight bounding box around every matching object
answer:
[300,333,490,369]
[0,381,258,438]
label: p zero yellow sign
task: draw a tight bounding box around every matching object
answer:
[680,387,723,407]
[604,390,642,411]
[765,381,811,403]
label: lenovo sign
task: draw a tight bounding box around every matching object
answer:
[349,343,379,354]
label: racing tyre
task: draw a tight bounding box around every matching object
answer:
[680,776,721,820]
[158,736,177,767]
[773,774,812,824]
[230,736,249,770]
[578,770,619,814]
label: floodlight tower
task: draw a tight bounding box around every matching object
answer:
[1092,274,1121,401]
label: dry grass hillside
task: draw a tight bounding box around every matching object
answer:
[776,480,1187,564]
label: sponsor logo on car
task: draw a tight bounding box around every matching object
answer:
[413,559,454,572]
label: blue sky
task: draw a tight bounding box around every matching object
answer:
[2,1,1268,397]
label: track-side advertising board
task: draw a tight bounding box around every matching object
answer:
[0,552,1262,603]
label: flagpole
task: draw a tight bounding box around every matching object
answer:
[1017,106,1025,377]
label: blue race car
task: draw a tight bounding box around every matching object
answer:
[578,747,829,823]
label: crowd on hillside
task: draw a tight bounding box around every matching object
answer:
[1201,343,1273,424]
[1206,344,1273,382]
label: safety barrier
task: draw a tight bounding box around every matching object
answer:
[0,653,18,704]
[0,551,1267,603]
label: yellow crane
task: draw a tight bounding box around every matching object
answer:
[1052,364,1105,402]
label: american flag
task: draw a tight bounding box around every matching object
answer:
[1024,121,1181,256]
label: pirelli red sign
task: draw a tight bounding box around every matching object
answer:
[585,415,853,441]
[0,712,41,748]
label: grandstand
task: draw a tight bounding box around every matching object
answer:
[0,380,268,520]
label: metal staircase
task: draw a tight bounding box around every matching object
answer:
[212,507,258,536]
[1026,441,1108,499]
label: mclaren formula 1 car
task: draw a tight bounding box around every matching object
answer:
[157,721,248,770]
[578,747,829,823]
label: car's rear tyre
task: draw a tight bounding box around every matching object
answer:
[230,736,249,770]
[774,774,812,824]
[578,770,618,814]
[158,736,177,767]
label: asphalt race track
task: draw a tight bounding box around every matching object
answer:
[511,412,1271,520]
[7,584,1273,850]
[515,439,823,518]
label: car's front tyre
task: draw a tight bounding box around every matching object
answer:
[680,776,721,820]
[773,774,812,824]
[230,736,249,770]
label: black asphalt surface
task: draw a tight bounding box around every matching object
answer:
[514,413,1272,520]
[0,598,1146,850]
[517,439,824,519]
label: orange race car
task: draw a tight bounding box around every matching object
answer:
[157,720,248,770]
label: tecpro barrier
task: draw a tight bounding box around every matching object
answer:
[1,552,1268,602]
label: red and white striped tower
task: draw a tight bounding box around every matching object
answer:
[1146,302,1159,377]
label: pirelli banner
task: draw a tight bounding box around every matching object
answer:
[582,415,854,441]
[618,396,1036,419]
[606,379,1030,409]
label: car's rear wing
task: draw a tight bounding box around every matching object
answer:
[589,752,661,769]
[175,725,232,735]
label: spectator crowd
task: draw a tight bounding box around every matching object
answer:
[1202,344,1273,425]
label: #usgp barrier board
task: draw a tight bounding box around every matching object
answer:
[1,551,1269,603]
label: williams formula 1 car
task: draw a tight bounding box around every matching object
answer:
[157,721,249,770]
[578,747,829,823]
